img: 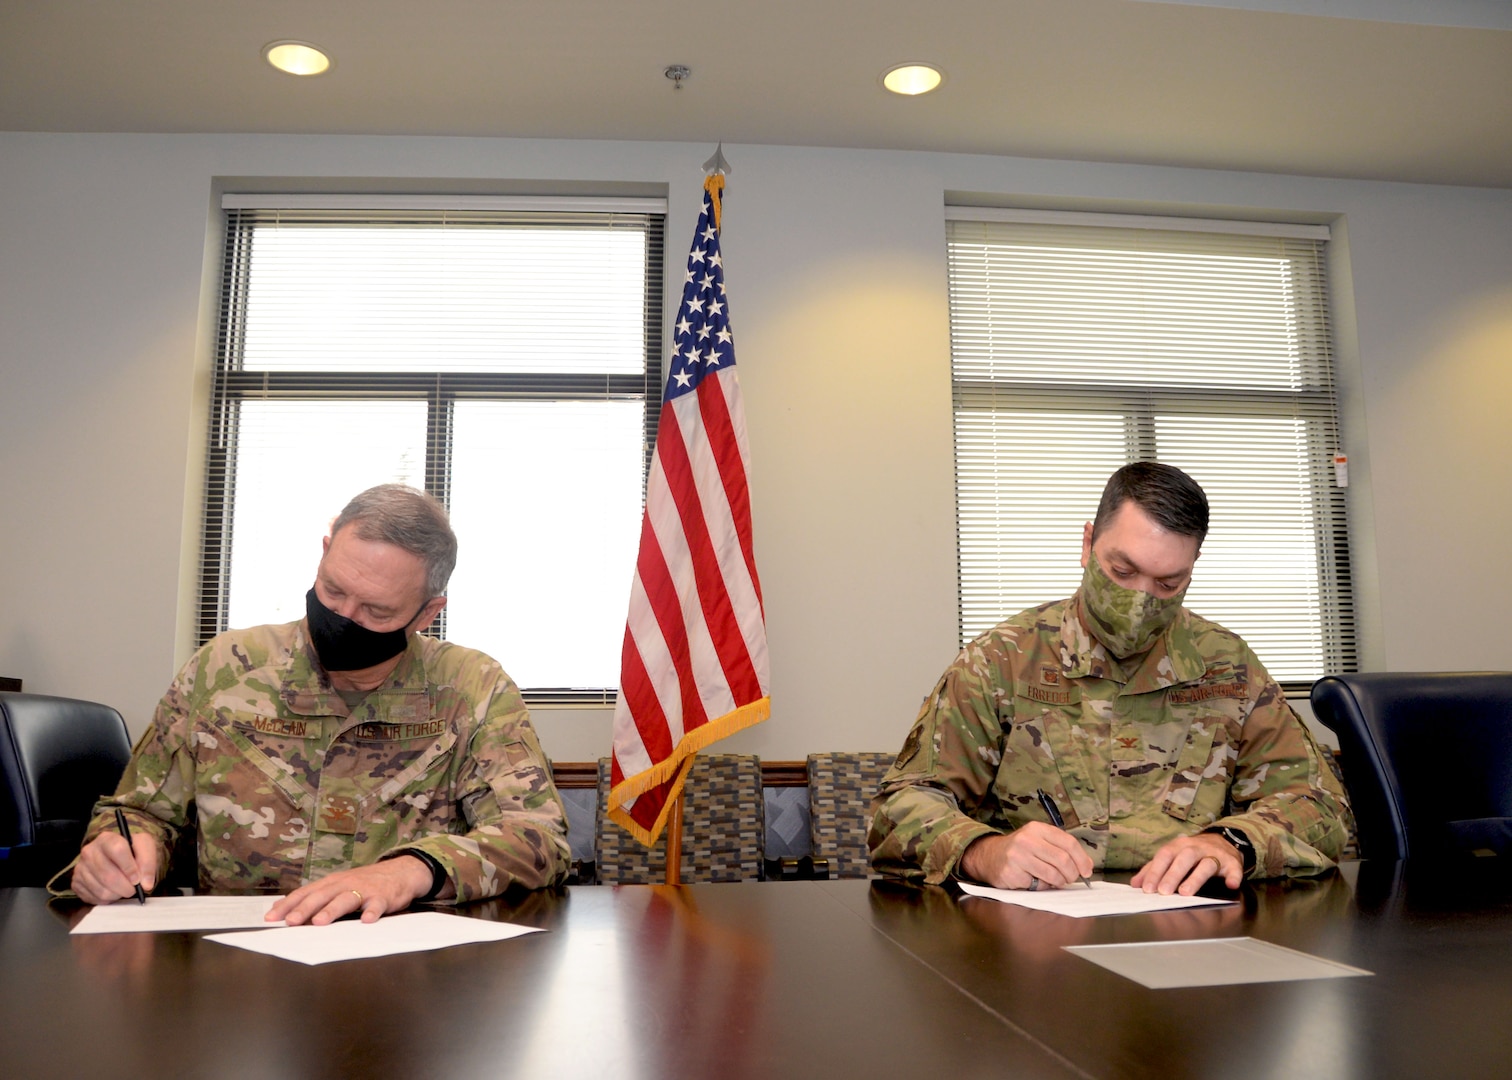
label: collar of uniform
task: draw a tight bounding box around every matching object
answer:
[1118,609,1208,695]
[1059,593,1120,681]
[1059,594,1207,692]
[279,620,430,716]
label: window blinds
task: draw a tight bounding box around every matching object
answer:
[202,199,666,701]
[947,211,1355,684]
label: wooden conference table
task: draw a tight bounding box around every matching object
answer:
[3,861,1511,1080]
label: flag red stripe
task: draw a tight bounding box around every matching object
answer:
[635,461,711,735]
[696,372,763,608]
[618,615,672,765]
[628,775,669,831]
[655,393,762,705]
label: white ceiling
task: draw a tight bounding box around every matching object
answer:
[2,0,1509,187]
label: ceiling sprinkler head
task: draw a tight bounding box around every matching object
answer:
[665,64,691,90]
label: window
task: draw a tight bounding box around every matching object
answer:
[202,195,666,702]
[947,209,1355,685]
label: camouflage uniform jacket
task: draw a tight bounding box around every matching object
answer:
[868,593,1352,885]
[58,620,570,900]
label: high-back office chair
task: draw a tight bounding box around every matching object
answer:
[807,751,894,878]
[594,754,765,883]
[1311,672,1512,861]
[0,692,133,886]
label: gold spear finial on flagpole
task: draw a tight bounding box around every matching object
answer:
[702,145,730,232]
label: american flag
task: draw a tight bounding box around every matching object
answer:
[607,174,770,846]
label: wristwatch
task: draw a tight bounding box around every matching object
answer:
[380,848,449,901]
[1202,825,1257,875]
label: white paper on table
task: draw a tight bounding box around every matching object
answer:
[71,895,283,934]
[959,880,1236,918]
[205,911,545,965]
[1065,936,1373,988]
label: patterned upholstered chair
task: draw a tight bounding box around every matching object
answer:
[594,753,765,883]
[806,752,895,879]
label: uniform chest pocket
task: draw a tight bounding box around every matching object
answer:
[1160,718,1236,826]
[994,699,1090,828]
[206,713,325,808]
[329,721,462,845]
[340,721,459,809]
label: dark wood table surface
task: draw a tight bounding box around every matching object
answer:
[4,861,1511,1079]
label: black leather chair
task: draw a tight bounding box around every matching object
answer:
[0,692,132,886]
[1311,672,1512,861]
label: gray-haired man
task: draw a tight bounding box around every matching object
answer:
[62,484,569,922]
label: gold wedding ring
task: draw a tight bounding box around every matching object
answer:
[351,889,364,904]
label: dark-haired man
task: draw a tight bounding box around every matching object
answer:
[58,484,570,923]
[869,463,1351,895]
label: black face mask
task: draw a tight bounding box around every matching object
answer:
[305,588,427,673]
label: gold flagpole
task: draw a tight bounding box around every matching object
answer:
[665,787,685,885]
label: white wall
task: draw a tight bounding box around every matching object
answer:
[2,133,1509,764]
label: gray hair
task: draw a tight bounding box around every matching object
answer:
[330,484,458,597]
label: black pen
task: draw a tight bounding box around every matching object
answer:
[1035,788,1092,889]
[114,808,149,905]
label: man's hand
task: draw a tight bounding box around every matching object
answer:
[266,856,437,926]
[72,830,159,906]
[1131,832,1244,895]
[959,823,1093,890]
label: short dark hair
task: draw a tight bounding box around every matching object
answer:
[330,484,458,597]
[1091,462,1209,545]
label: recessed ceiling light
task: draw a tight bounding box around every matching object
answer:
[882,63,943,96]
[264,41,332,77]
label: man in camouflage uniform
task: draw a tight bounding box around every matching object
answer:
[60,484,569,923]
[869,463,1351,895]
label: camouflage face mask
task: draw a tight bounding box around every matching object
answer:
[1079,551,1186,659]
